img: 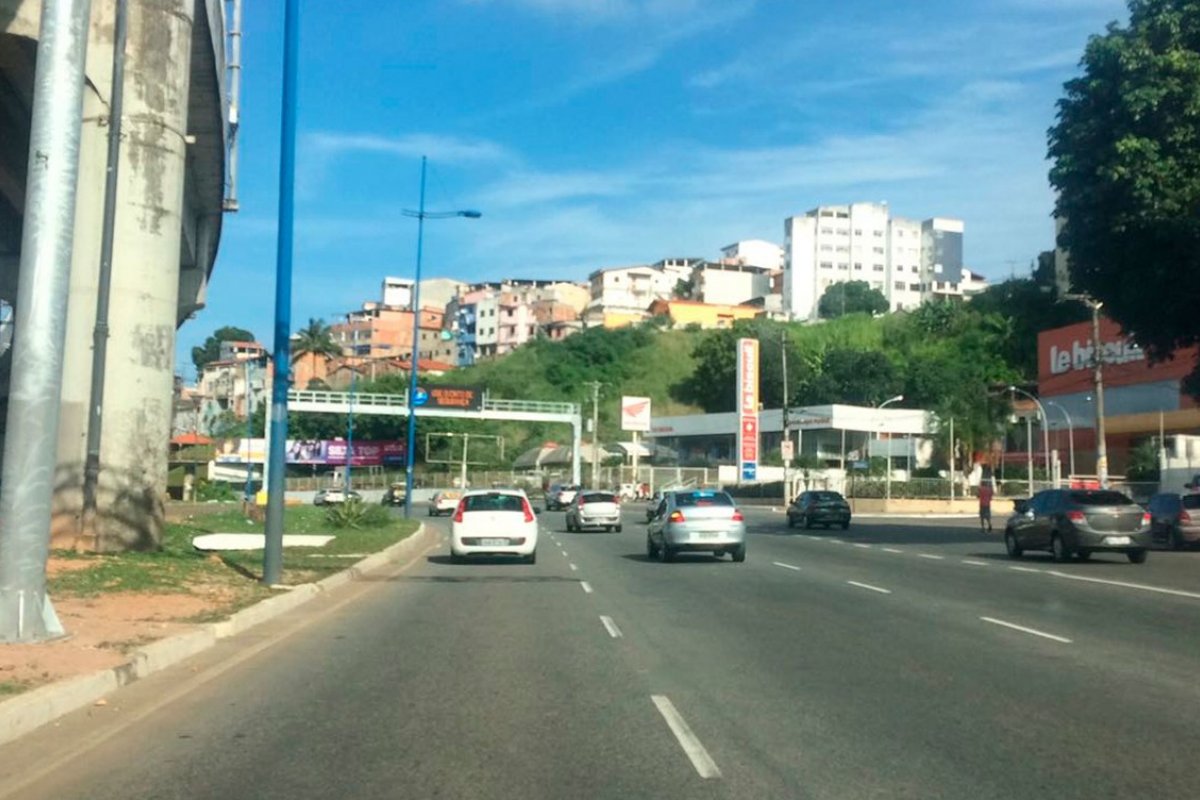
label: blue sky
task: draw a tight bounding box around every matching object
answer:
[180,0,1131,378]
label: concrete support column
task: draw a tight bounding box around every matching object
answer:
[54,0,195,550]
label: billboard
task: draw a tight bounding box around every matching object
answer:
[214,438,406,466]
[621,396,652,432]
[1038,319,1198,396]
[737,337,759,480]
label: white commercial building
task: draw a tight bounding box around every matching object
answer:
[721,239,784,271]
[691,262,774,305]
[782,203,979,320]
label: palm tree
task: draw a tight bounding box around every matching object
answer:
[292,318,342,387]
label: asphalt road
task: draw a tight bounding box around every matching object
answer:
[2,506,1199,799]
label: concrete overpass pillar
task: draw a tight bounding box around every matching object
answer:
[54,0,195,549]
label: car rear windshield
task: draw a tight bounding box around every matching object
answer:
[582,493,617,503]
[463,493,525,512]
[811,492,844,502]
[1068,490,1134,506]
[674,491,734,507]
[1182,495,1200,510]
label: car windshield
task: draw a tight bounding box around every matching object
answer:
[1182,495,1200,510]
[462,493,524,513]
[674,491,734,507]
[1068,491,1135,506]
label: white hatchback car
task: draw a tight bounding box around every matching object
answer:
[449,489,539,564]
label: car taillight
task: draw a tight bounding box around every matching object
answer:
[1141,512,1152,527]
[1066,510,1085,523]
[1182,510,1193,523]
[453,500,466,523]
[731,510,744,522]
[668,510,685,522]
[522,498,536,523]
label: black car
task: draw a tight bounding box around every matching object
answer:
[787,490,851,530]
[1005,488,1151,563]
[381,483,406,506]
[1146,492,1200,550]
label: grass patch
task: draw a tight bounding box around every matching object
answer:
[0,679,30,696]
[47,505,416,612]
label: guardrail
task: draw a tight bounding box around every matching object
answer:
[287,389,579,417]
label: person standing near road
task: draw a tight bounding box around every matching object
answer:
[978,479,994,533]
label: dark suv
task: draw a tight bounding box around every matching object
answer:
[1146,493,1200,550]
[1005,489,1151,563]
[787,490,851,530]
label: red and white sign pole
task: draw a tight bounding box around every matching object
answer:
[737,338,760,481]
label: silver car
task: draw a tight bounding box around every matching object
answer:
[565,491,623,532]
[646,489,746,562]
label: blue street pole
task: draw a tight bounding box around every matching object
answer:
[263,0,300,585]
[400,159,481,519]
[403,158,427,519]
[346,366,356,492]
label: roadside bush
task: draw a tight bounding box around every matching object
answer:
[325,498,390,529]
[195,480,236,502]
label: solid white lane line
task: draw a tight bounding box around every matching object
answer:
[569,563,579,572]
[773,561,802,571]
[882,547,904,554]
[600,615,622,638]
[580,581,593,594]
[651,695,722,779]
[1046,571,1200,600]
[917,553,945,560]
[962,559,988,566]
[853,543,872,549]
[1009,565,1042,573]
[847,580,892,594]
[980,616,1072,644]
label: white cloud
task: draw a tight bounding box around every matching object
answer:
[305,132,511,164]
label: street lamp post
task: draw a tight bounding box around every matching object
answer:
[876,395,904,505]
[1009,385,1051,488]
[345,363,356,493]
[400,156,480,518]
[1064,293,1108,488]
[1045,400,1075,480]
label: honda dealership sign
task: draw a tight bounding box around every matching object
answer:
[621,396,652,432]
[737,337,759,481]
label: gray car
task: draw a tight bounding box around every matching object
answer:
[1005,488,1151,563]
[565,491,623,532]
[646,489,746,562]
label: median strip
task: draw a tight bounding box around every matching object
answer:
[980,616,1072,644]
[651,695,722,779]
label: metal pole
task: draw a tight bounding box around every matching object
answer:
[949,417,955,502]
[243,360,253,502]
[224,0,243,211]
[263,0,302,586]
[460,432,469,490]
[780,330,790,507]
[1048,401,1075,480]
[589,381,601,489]
[1090,304,1109,488]
[1026,414,1033,494]
[0,0,93,642]
[345,366,355,492]
[403,157,427,519]
[81,0,129,547]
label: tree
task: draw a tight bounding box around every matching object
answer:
[191,326,255,374]
[292,318,342,386]
[801,349,902,406]
[1048,0,1200,394]
[817,281,889,319]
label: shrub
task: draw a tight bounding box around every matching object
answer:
[325,498,390,529]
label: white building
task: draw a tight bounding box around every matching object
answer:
[382,276,414,309]
[721,240,784,271]
[782,202,977,320]
[691,261,774,305]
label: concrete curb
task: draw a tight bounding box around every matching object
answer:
[0,523,435,748]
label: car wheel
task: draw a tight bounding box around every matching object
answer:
[1004,530,1023,559]
[615,524,622,533]
[731,544,746,563]
[646,536,659,559]
[658,542,675,563]
[786,515,795,529]
[803,515,813,530]
[1127,549,1148,564]
[1169,527,1184,551]
[841,521,850,530]
[1051,533,1072,563]
[525,550,537,565]
[1076,549,1093,562]
[449,551,463,564]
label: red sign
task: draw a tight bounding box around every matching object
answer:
[1038,318,1198,397]
[736,338,760,479]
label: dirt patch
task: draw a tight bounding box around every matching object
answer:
[0,592,228,691]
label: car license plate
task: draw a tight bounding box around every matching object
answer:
[1105,535,1131,546]
[481,538,508,547]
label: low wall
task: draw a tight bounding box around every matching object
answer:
[850,497,1016,515]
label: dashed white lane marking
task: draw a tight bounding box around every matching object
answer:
[847,580,892,594]
[600,615,622,638]
[853,543,872,549]
[773,561,802,571]
[1045,570,1200,600]
[580,581,593,594]
[882,547,904,554]
[1009,565,1042,573]
[651,695,722,779]
[569,563,579,572]
[917,553,945,560]
[962,559,988,566]
[980,616,1072,644]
